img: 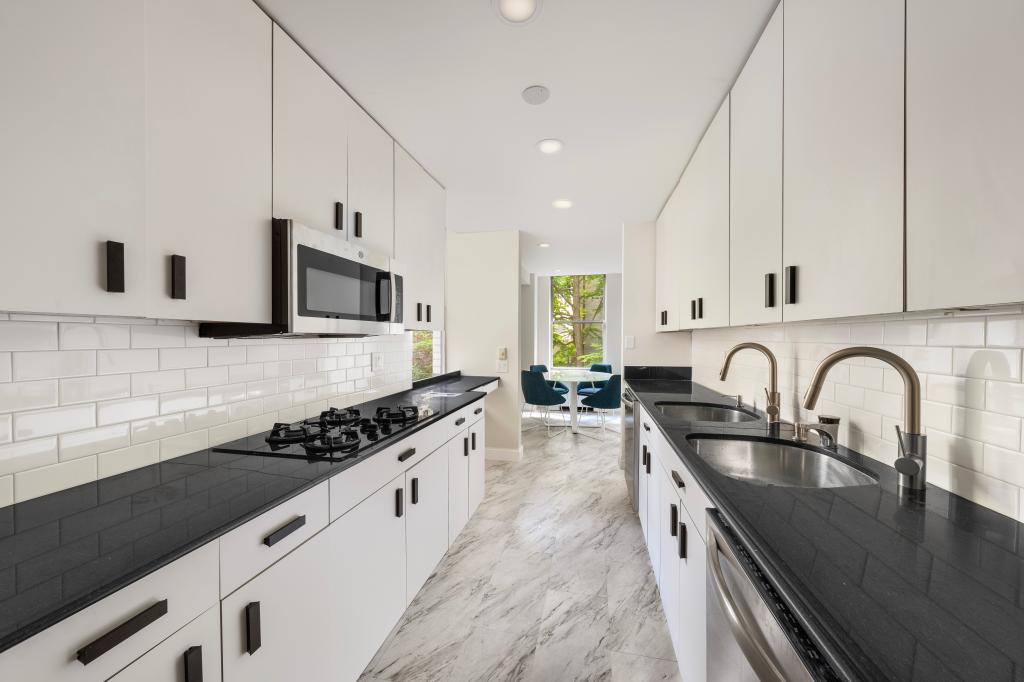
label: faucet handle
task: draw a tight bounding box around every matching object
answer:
[895,425,907,456]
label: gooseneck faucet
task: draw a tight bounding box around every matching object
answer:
[803,347,927,494]
[719,342,781,423]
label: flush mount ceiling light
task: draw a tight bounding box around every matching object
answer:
[552,199,573,209]
[538,242,551,248]
[494,0,542,25]
[521,85,550,106]
[536,139,563,154]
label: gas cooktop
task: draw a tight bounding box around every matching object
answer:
[213,404,434,461]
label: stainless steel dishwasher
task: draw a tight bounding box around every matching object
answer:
[621,387,638,511]
[706,511,816,682]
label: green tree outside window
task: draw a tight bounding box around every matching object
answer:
[551,274,605,367]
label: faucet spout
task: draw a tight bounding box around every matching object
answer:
[720,342,780,423]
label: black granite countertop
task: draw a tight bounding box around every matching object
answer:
[627,379,1024,681]
[0,374,498,654]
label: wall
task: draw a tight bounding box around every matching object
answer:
[446,230,522,461]
[0,314,412,506]
[534,276,552,369]
[605,273,623,371]
[621,221,692,366]
[520,273,536,374]
[692,306,1024,522]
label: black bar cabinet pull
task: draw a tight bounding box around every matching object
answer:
[784,265,797,304]
[455,417,466,426]
[644,446,651,474]
[698,297,704,319]
[171,255,186,300]
[263,515,306,547]
[765,273,776,308]
[690,300,696,320]
[641,445,648,468]
[245,602,261,655]
[471,432,477,450]
[426,304,432,323]
[184,645,203,682]
[334,202,344,231]
[670,504,678,536]
[463,437,469,457]
[398,448,416,462]
[353,211,363,238]
[678,523,687,559]
[474,407,483,415]
[671,470,685,489]
[77,599,169,664]
[411,477,419,504]
[105,240,125,293]
[642,422,651,432]
[660,310,667,326]
[417,302,423,322]
[395,488,404,517]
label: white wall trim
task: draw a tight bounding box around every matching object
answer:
[486,446,523,462]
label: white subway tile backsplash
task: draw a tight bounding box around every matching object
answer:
[186,365,229,389]
[0,437,57,476]
[228,398,261,421]
[159,430,208,461]
[159,347,207,370]
[97,395,160,425]
[160,388,207,415]
[926,375,985,410]
[951,406,1020,450]
[926,430,984,471]
[848,365,884,391]
[98,349,159,375]
[986,380,1024,418]
[97,442,160,478]
[982,444,1024,488]
[13,350,96,380]
[246,345,279,363]
[0,380,58,413]
[130,324,184,348]
[208,383,247,406]
[14,456,96,503]
[59,424,130,461]
[0,322,58,351]
[14,405,95,440]
[0,476,11,508]
[229,363,262,383]
[131,369,185,396]
[0,353,9,383]
[927,317,985,347]
[882,320,927,345]
[59,322,130,350]
[945,461,1020,519]
[899,347,952,375]
[0,415,9,446]
[60,374,131,405]
[185,405,228,432]
[952,347,1022,381]
[208,420,248,447]
[131,413,185,444]
[208,346,246,366]
[986,315,1024,348]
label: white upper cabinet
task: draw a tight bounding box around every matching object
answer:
[395,145,446,331]
[0,0,147,317]
[655,182,684,332]
[680,96,731,330]
[782,0,904,322]
[145,0,272,323]
[273,25,349,236]
[347,99,396,258]
[906,0,1024,311]
[729,5,783,327]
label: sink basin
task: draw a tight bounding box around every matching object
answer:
[687,436,877,488]
[656,402,759,423]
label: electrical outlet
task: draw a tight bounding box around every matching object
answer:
[625,335,636,349]
[497,360,509,373]
[371,352,384,375]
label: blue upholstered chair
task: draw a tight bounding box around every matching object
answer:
[580,374,622,431]
[521,370,568,435]
[578,363,613,397]
[529,364,568,395]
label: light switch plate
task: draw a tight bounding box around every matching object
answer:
[497,347,508,361]
[625,335,636,349]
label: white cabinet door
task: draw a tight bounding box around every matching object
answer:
[448,431,471,543]
[645,440,661,583]
[468,419,486,517]
[109,607,221,682]
[145,0,272,323]
[395,145,446,330]
[730,5,783,327]
[272,25,348,236]
[682,96,731,330]
[405,447,450,602]
[638,436,650,541]
[333,475,408,682]
[676,503,707,682]
[655,184,684,332]
[656,465,682,658]
[221,528,338,682]
[906,0,1024,311]
[347,100,395,257]
[783,0,904,322]
[0,0,147,317]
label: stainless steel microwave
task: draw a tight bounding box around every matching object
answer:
[199,219,403,338]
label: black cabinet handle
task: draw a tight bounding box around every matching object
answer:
[411,477,419,504]
[426,304,432,323]
[395,488,404,517]
[171,255,186,300]
[263,515,306,547]
[184,645,203,682]
[334,202,344,231]
[455,417,466,426]
[642,422,651,432]
[463,437,469,457]
[690,300,696,320]
[474,407,483,415]
[644,445,651,474]
[678,523,687,559]
[641,445,647,468]
[670,503,678,536]
[353,211,363,238]
[765,273,776,308]
[417,302,423,322]
[105,240,125,293]
[698,297,704,319]
[660,310,667,326]
[671,470,685,489]
[471,432,477,450]
[77,599,168,665]
[784,265,797,304]
[398,448,416,462]
[245,602,261,655]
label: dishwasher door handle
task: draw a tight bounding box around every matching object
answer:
[707,522,788,682]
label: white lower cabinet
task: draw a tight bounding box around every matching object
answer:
[468,418,486,518]
[448,431,471,543]
[645,443,661,584]
[109,607,221,682]
[405,447,451,602]
[675,501,707,682]
[656,465,683,655]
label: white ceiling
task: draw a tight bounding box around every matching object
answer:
[257,0,777,275]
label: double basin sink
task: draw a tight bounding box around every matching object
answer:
[654,401,877,489]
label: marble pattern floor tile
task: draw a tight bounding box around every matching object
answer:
[360,425,676,681]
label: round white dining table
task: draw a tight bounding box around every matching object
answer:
[543,368,613,434]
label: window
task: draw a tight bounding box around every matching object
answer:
[412,330,443,381]
[551,274,606,367]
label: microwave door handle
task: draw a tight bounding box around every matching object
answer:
[376,274,392,320]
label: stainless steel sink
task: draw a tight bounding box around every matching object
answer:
[656,402,759,423]
[687,436,877,488]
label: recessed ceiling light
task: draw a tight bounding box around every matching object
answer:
[521,85,550,106]
[537,139,563,154]
[538,242,550,248]
[494,0,542,25]
[552,199,573,209]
